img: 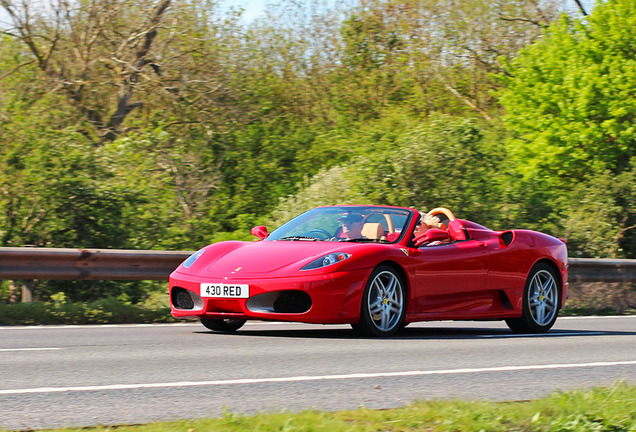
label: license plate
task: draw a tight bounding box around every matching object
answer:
[200,283,249,298]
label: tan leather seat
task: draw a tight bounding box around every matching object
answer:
[361,222,384,240]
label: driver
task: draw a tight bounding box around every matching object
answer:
[341,214,365,240]
[413,212,444,237]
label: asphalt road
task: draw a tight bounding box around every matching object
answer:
[1,316,635,431]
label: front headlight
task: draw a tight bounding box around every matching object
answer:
[301,252,351,270]
[182,249,205,268]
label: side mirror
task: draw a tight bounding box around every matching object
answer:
[414,228,449,247]
[251,225,269,240]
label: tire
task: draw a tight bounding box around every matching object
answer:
[355,265,406,337]
[200,318,247,332]
[506,263,560,333]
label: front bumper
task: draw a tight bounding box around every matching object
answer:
[169,268,370,324]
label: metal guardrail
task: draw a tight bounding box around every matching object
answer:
[0,247,635,282]
[568,258,636,283]
[0,247,191,281]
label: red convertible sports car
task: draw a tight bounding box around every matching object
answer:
[169,205,568,336]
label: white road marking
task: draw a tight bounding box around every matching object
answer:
[478,332,607,338]
[0,322,290,330]
[0,323,201,330]
[559,315,636,320]
[1,360,635,396]
[0,348,61,352]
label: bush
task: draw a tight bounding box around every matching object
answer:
[0,298,175,325]
[564,282,636,315]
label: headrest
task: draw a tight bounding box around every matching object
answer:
[361,222,384,240]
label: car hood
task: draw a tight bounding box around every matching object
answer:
[175,240,377,277]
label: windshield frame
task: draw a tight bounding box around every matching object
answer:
[265,205,416,244]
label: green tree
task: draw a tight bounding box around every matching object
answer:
[0,0,250,143]
[498,0,636,257]
[270,115,501,227]
[500,0,635,178]
[560,160,635,258]
[336,0,562,122]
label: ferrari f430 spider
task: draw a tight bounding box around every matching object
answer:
[170,205,568,336]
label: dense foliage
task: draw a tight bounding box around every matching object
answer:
[498,0,635,258]
[1,0,634,303]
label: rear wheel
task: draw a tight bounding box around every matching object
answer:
[200,318,247,332]
[355,265,406,337]
[506,263,560,333]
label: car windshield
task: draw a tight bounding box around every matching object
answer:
[266,206,414,243]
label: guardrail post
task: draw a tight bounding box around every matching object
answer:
[21,279,34,303]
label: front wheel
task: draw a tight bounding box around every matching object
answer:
[200,318,247,332]
[506,263,560,333]
[355,265,406,337]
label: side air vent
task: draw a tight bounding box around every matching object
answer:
[499,291,514,309]
[500,231,514,247]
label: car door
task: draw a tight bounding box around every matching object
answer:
[408,239,489,315]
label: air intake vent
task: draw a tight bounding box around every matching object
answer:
[273,291,312,313]
[172,287,195,309]
[501,231,514,247]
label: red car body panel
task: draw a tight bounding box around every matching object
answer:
[169,206,568,326]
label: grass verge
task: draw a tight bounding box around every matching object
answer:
[5,382,635,432]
